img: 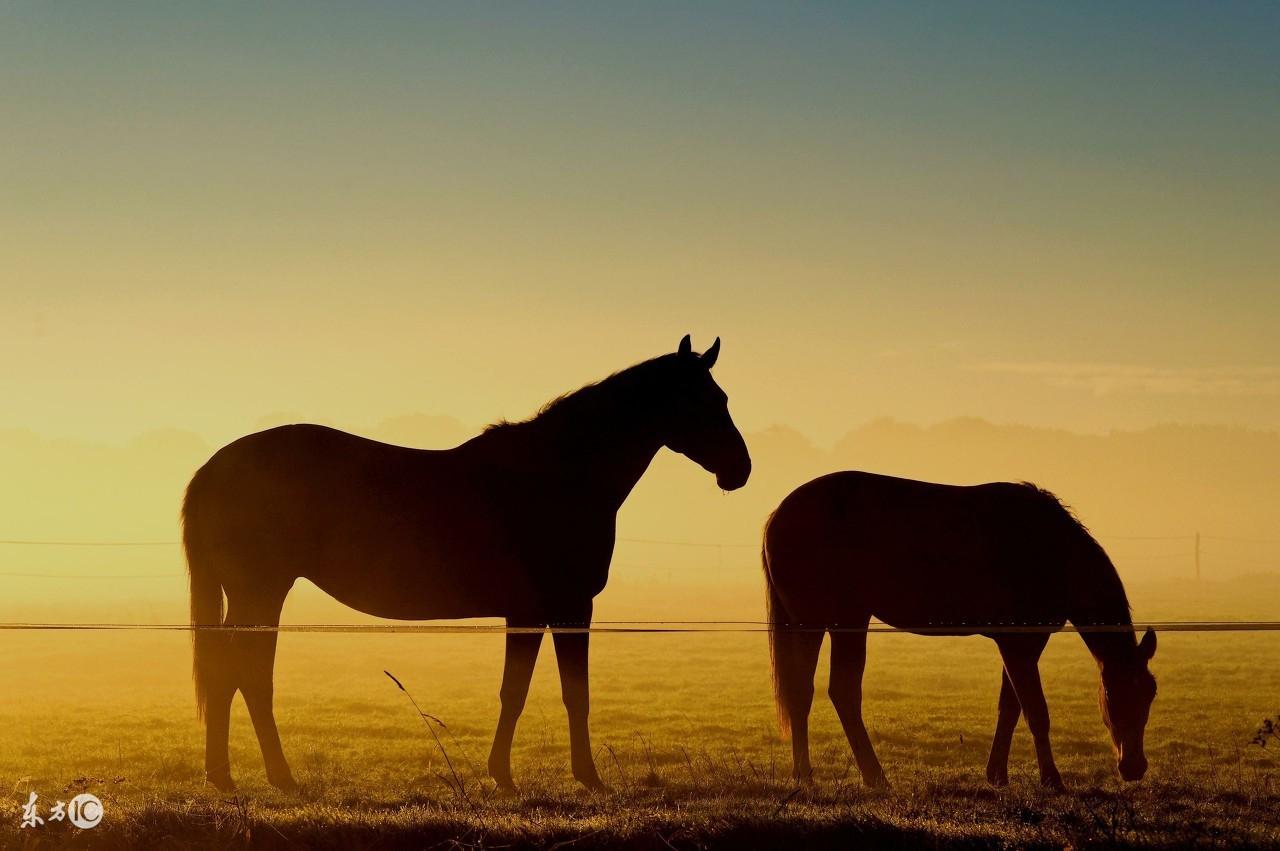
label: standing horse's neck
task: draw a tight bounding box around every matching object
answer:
[515,370,665,510]
[1069,546,1138,669]
[567,411,663,510]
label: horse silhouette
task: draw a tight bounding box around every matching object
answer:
[183,335,750,793]
[764,472,1157,789]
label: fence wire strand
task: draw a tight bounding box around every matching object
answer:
[1,621,1279,634]
[2,532,1276,548]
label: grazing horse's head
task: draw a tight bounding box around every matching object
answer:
[660,334,751,491]
[1099,627,1158,781]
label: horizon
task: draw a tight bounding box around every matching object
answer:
[16,405,1280,449]
[8,344,1280,448]
[5,409,1277,625]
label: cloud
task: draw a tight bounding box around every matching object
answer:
[972,362,1280,397]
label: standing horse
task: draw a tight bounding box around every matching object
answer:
[184,336,750,793]
[763,472,1157,789]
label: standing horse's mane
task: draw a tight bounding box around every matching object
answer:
[483,354,677,434]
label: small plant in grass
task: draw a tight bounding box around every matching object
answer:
[383,670,481,816]
[603,743,629,790]
[635,733,663,788]
[1252,715,1279,748]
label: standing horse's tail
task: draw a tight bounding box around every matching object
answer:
[763,529,796,739]
[183,470,223,721]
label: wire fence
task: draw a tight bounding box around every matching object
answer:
[0,616,1274,629]
[14,533,1279,548]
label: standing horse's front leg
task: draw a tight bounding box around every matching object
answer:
[552,606,607,792]
[488,624,544,792]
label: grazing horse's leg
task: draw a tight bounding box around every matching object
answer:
[986,669,1022,786]
[233,589,295,792]
[829,625,887,788]
[203,630,238,793]
[995,634,1061,789]
[487,622,544,792]
[782,630,824,783]
[551,606,606,791]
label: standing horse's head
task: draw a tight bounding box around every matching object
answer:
[1099,627,1158,781]
[660,335,751,491]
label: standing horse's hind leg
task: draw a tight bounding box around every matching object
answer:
[829,625,886,788]
[225,587,296,792]
[488,624,544,793]
[986,669,1021,786]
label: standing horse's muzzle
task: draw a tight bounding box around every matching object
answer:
[717,459,751,491]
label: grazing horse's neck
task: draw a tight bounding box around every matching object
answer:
[1069,555,1138,670]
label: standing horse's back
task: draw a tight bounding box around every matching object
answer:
[763,472,1071,630]
[182,424,515,618]
[184,425,418,575]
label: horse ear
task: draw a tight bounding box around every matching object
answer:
[1139,627,1157,660]
[701,337,720,369]
[678,334,692,356]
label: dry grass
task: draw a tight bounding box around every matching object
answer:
[1,627,1277,848]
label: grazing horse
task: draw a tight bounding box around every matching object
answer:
[184,336,751,793]
[763,472,1157,789]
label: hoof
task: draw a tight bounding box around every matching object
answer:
[269,774,300,794]
[865,773,890,790]
[575,774,611,794]
[1040,772,1065,791]
[986,768,1009,787]
[572,761,610,793]
[489,767,516,796]
[206,773,236,794]
[488,756,516,795]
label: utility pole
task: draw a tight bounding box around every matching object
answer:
[1194,531,1201,581]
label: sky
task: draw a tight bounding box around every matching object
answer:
[2,1,1278,448]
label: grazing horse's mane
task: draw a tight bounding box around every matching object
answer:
[1018,482,1133,623]
[1018,482,1097,540]
[483,354,675,436]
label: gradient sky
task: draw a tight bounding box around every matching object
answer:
[3,2,1278,447]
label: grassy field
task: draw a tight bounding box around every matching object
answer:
[1,604,1278,849]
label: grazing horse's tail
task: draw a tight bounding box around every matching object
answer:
[183,470,223,721]
[763,529,796,739]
